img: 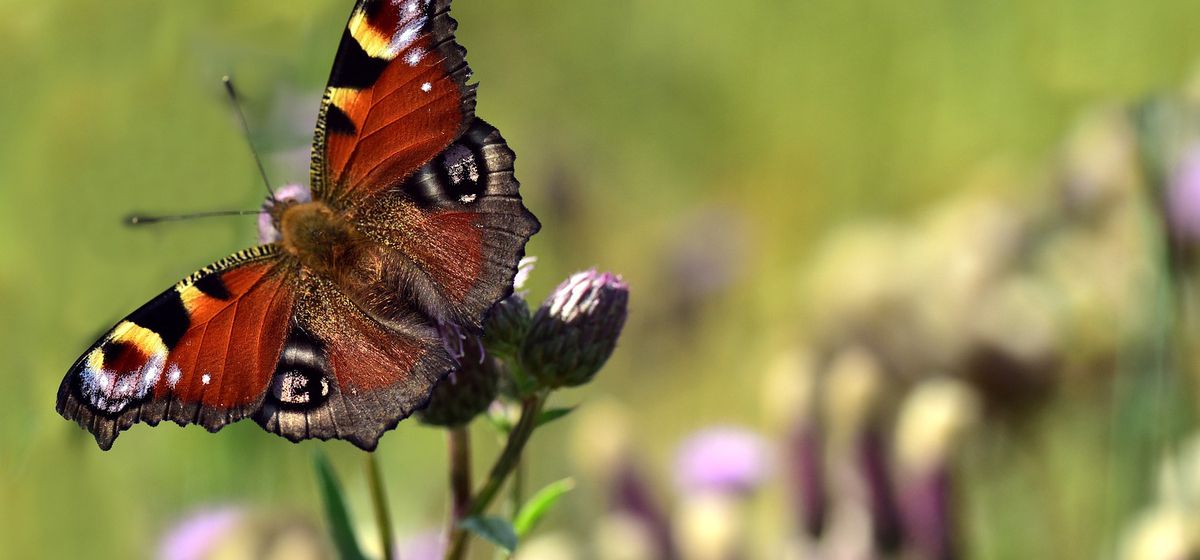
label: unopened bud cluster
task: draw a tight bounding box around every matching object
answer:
[418,266,629,426]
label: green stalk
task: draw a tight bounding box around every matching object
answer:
[445,392,547,560]
[447,426,473,541]
[510,458,525,519]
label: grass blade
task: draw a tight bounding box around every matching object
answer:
[313,451,368,560]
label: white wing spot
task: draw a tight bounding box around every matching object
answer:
[201,373,211,385]
[167,364,182,388]
[421,82,433,92]
[405,48,424,66]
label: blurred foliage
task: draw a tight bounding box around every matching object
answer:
[4,0,1200,558]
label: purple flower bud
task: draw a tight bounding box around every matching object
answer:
[258,184,312,244]
[521,269,628,388]
[418,325,500,427]
[674,427,772,496]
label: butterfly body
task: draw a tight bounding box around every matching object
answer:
[276,201,363,277]
[57,0,539,450]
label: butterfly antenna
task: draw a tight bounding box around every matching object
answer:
[125,209,267,227]
[222,75,277,201]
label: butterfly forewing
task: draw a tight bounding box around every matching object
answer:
[57,247,293,449]
[312,0,474,204]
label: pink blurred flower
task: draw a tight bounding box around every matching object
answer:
[157,506,244,560]
[397,529,446,560]
[674,427,772,495]
[1167,144,1200,242]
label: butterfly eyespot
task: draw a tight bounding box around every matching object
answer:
[399,142,487,208]
[443,145,479,186]
[271,369,331,408]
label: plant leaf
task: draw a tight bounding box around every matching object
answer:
[313,451,368,560]
[513,478,576,537]
[460,515,518,552]
[535,407,576,428]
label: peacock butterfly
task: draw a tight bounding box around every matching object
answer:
[55,0,539,450]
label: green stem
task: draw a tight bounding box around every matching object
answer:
[510,458,525,519]
[365,453,395,560]
[445,392,547,560]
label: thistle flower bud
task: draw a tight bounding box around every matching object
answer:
[418,326,500,427]
[521,269,629,389]
[483,293,531,359]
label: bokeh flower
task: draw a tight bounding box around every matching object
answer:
[158,507,245,560]
[1167,143,1200,243]
[514,532,582,559]
[158,507,326,560]
[895,378,980,560]
[673,427,772,496]
[396,529,446,560]
[672,493,744,560]
[593,513,661,560]
[763,350,827,538]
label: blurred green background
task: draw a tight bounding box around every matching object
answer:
[5,0,1200,558]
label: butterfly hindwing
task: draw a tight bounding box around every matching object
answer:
[255,275,451,449]
[57,247,294,449]
[352,118,539,327]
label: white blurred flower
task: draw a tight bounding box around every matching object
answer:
[1118,507,1200,560]
[672,493,743,560]
[761,348,819,431]
[822,346,886,451]
[895,378,981,474]
[515,532,581,560]
[593,513,658,560]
